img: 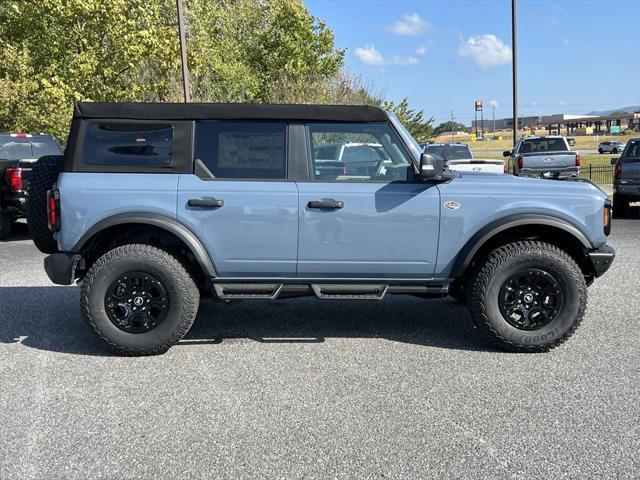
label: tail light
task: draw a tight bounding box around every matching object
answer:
[575,153,581,167]
[614,163,622,180]
[5,167,23,191]
[517,155,524,169]
[342,165,347,175]
[503,163,508,174]
[47,188,61,231]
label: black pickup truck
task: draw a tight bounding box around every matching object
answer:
[0,133,62,239]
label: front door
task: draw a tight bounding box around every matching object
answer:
[297,122,440,278]
[177,121,298,277]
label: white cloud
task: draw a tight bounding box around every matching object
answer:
[415,40,434,56]
[489,99,499,109]
[354,44,385,66]
[458,34,511,70]
[389,13,431,36]
[354,44,420,67]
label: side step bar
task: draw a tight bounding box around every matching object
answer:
[213,283,283,299]
[311,284,387,300]
[213,282,449,300]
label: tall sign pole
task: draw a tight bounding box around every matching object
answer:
[511,0,518,147]
[176,0,191,103]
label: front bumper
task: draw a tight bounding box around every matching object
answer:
[588,245,615,277]
[44,253,82,285]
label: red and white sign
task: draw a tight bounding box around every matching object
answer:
[475,100,483,111]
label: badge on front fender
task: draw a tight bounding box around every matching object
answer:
[444,200,461,210]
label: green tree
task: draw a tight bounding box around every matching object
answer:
[382,98,434,142]
[185,0,344,102]
[433,121,469,137]
[0,0,179,138]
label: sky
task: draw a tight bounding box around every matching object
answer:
[305,0,640,126]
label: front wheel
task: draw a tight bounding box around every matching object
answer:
[81,244,200,355]
[598,148,603,154]
[612,148,618,154]
[468,241,587,352]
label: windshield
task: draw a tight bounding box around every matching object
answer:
[424,145,472,160]
[0,136,61,160]
[387,112,422,162]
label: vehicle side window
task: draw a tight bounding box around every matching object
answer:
[195,122,286,179]
[306,122,411,182]
[82,123,173,167]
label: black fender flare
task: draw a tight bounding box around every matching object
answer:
[72,212,216,277]
[450,213,593,277]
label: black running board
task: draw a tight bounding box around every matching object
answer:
[213,282,449,300]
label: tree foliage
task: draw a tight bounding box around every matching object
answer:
[0,0,432,143]
[0,0,179,138]
[382,98,434,142]
[433,121,470,137]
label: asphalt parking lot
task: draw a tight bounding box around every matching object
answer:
[1,220,639,479]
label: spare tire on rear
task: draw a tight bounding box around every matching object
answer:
[26,155,63,254]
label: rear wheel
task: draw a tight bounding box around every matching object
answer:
[26,155,63,253]
[468,241,586,352]
[81,244,200,355]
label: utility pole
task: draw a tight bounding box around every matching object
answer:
[450,110,455,142]
[511,0,518,147]
[176,0,191,103]
[492,103,496,137]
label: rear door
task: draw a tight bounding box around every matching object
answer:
[296,122,440,278]
[177,121,298,277]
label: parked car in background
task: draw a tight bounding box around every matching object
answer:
[313,142,390,178]
[423,142,507,174]
[504,136,580,180]
[0,133,62,239]
[598,140,626,154]
[612,138,640,218]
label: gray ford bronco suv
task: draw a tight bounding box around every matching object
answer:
[29,102,615,355]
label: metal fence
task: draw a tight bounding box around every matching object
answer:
[581,164,614,185]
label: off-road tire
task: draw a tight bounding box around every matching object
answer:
[468,241,587,352]
[612,193,629,219]
[81,244,200,356]
[26,155,63,253]
[0,210,13,240]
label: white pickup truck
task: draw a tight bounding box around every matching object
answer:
[504,136,580,180]
[421,142,507,174]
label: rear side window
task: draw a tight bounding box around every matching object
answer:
[195,122,286,179]
[0,136,61,160]
[621,140,640,163]
[82,123,173,167]
[521,138,567,153]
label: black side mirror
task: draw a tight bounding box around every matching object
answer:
[419,153,444,179]
[503,150,512,157]
[610,158,619,165]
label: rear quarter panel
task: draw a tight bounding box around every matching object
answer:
[56,173,179,251]
[435,174,608,276]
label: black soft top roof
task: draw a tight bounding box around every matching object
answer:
[74,102,389,122]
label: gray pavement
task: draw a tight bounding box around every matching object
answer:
[1,220,639,479]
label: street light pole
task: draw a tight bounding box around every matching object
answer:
[511,0,518,147]
[176,0,191,103]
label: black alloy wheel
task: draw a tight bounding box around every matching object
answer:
[105,271,169,333]
[498,269,563,331]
